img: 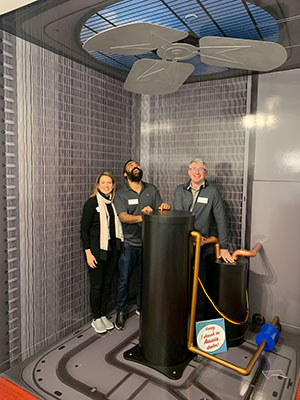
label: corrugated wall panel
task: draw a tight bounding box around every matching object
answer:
[140,76,248,251]
[0,30,20,371]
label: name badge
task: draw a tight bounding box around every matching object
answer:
[128,198,139,205]
[197,197,208,204]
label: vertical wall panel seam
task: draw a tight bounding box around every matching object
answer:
[0,29,10,373]
[241,75,252,249]
[0,30,21,371]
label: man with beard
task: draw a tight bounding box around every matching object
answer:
[113,160,170,330]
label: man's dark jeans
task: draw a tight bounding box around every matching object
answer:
[116,242,142,313]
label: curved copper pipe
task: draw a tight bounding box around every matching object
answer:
[203,236,220,259]
[193,234,220,259]
[232,242,262,261]
[188,314,279,376]
[190,231,202,341]
[188,232,279,375]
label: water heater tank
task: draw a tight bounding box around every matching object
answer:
[124,210,194,379]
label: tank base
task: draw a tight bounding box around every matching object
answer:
[124,345,194,380]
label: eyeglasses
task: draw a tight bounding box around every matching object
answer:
[189,167,206,172]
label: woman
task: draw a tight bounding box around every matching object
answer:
[81,172,123,333]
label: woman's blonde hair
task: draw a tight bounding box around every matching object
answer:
[90,172,116,198]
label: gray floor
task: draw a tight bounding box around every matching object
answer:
[3,310,300,400]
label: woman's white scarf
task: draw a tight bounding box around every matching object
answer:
[96,192,123,251]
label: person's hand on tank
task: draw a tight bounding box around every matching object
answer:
[142,206,153,214]
[219,249,234,263]
[158,202,171,210]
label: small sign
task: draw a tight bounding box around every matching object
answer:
[196,318,227,355]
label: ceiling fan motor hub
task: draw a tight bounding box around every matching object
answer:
[157,43,198,61]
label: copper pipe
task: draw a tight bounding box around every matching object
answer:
[232,242,262,261]
[188,316,279,375]
[187,239,279,375]
[192,234,220,259]
[203,236,220,259]
[189,231,202,346]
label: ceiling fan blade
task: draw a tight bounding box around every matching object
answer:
[0,0,38,16]
[199,36,287,71]
[83,22,188,55]
[123,59,194,95]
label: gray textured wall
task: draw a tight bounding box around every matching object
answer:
[2,33,133,364]
[1,31,20,371]
[140,77,249,251]
[0,30,10,373]
[1,30,250,369]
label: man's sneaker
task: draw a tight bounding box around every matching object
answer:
[100,316,114,331]
[91,318,107,334]
[135,308,140,316]
[115,311,127,330]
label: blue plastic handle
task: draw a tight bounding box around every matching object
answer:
[255,323,279,351]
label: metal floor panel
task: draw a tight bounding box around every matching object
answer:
[3,311,299,400]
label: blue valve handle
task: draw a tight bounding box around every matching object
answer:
[255,323,279,351]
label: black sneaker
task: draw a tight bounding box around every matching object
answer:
[115,311,127,330]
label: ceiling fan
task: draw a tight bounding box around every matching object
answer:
[82,22,287,95]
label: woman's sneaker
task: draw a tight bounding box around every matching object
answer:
[91,318,107,334]
[100,316,114,330]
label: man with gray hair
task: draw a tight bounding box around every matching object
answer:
[174,158,233,319]
[174,158,233,263]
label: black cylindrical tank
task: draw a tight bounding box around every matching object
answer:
[204,254,248,347]
[124,210,194,378]
[139,210,194,366]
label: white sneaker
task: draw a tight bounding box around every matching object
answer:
[100,316,114,330]
[91,318,107,334]
[135,309,140,316]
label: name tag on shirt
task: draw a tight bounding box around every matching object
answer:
[128,198,139,205]
[197,197,208,204]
